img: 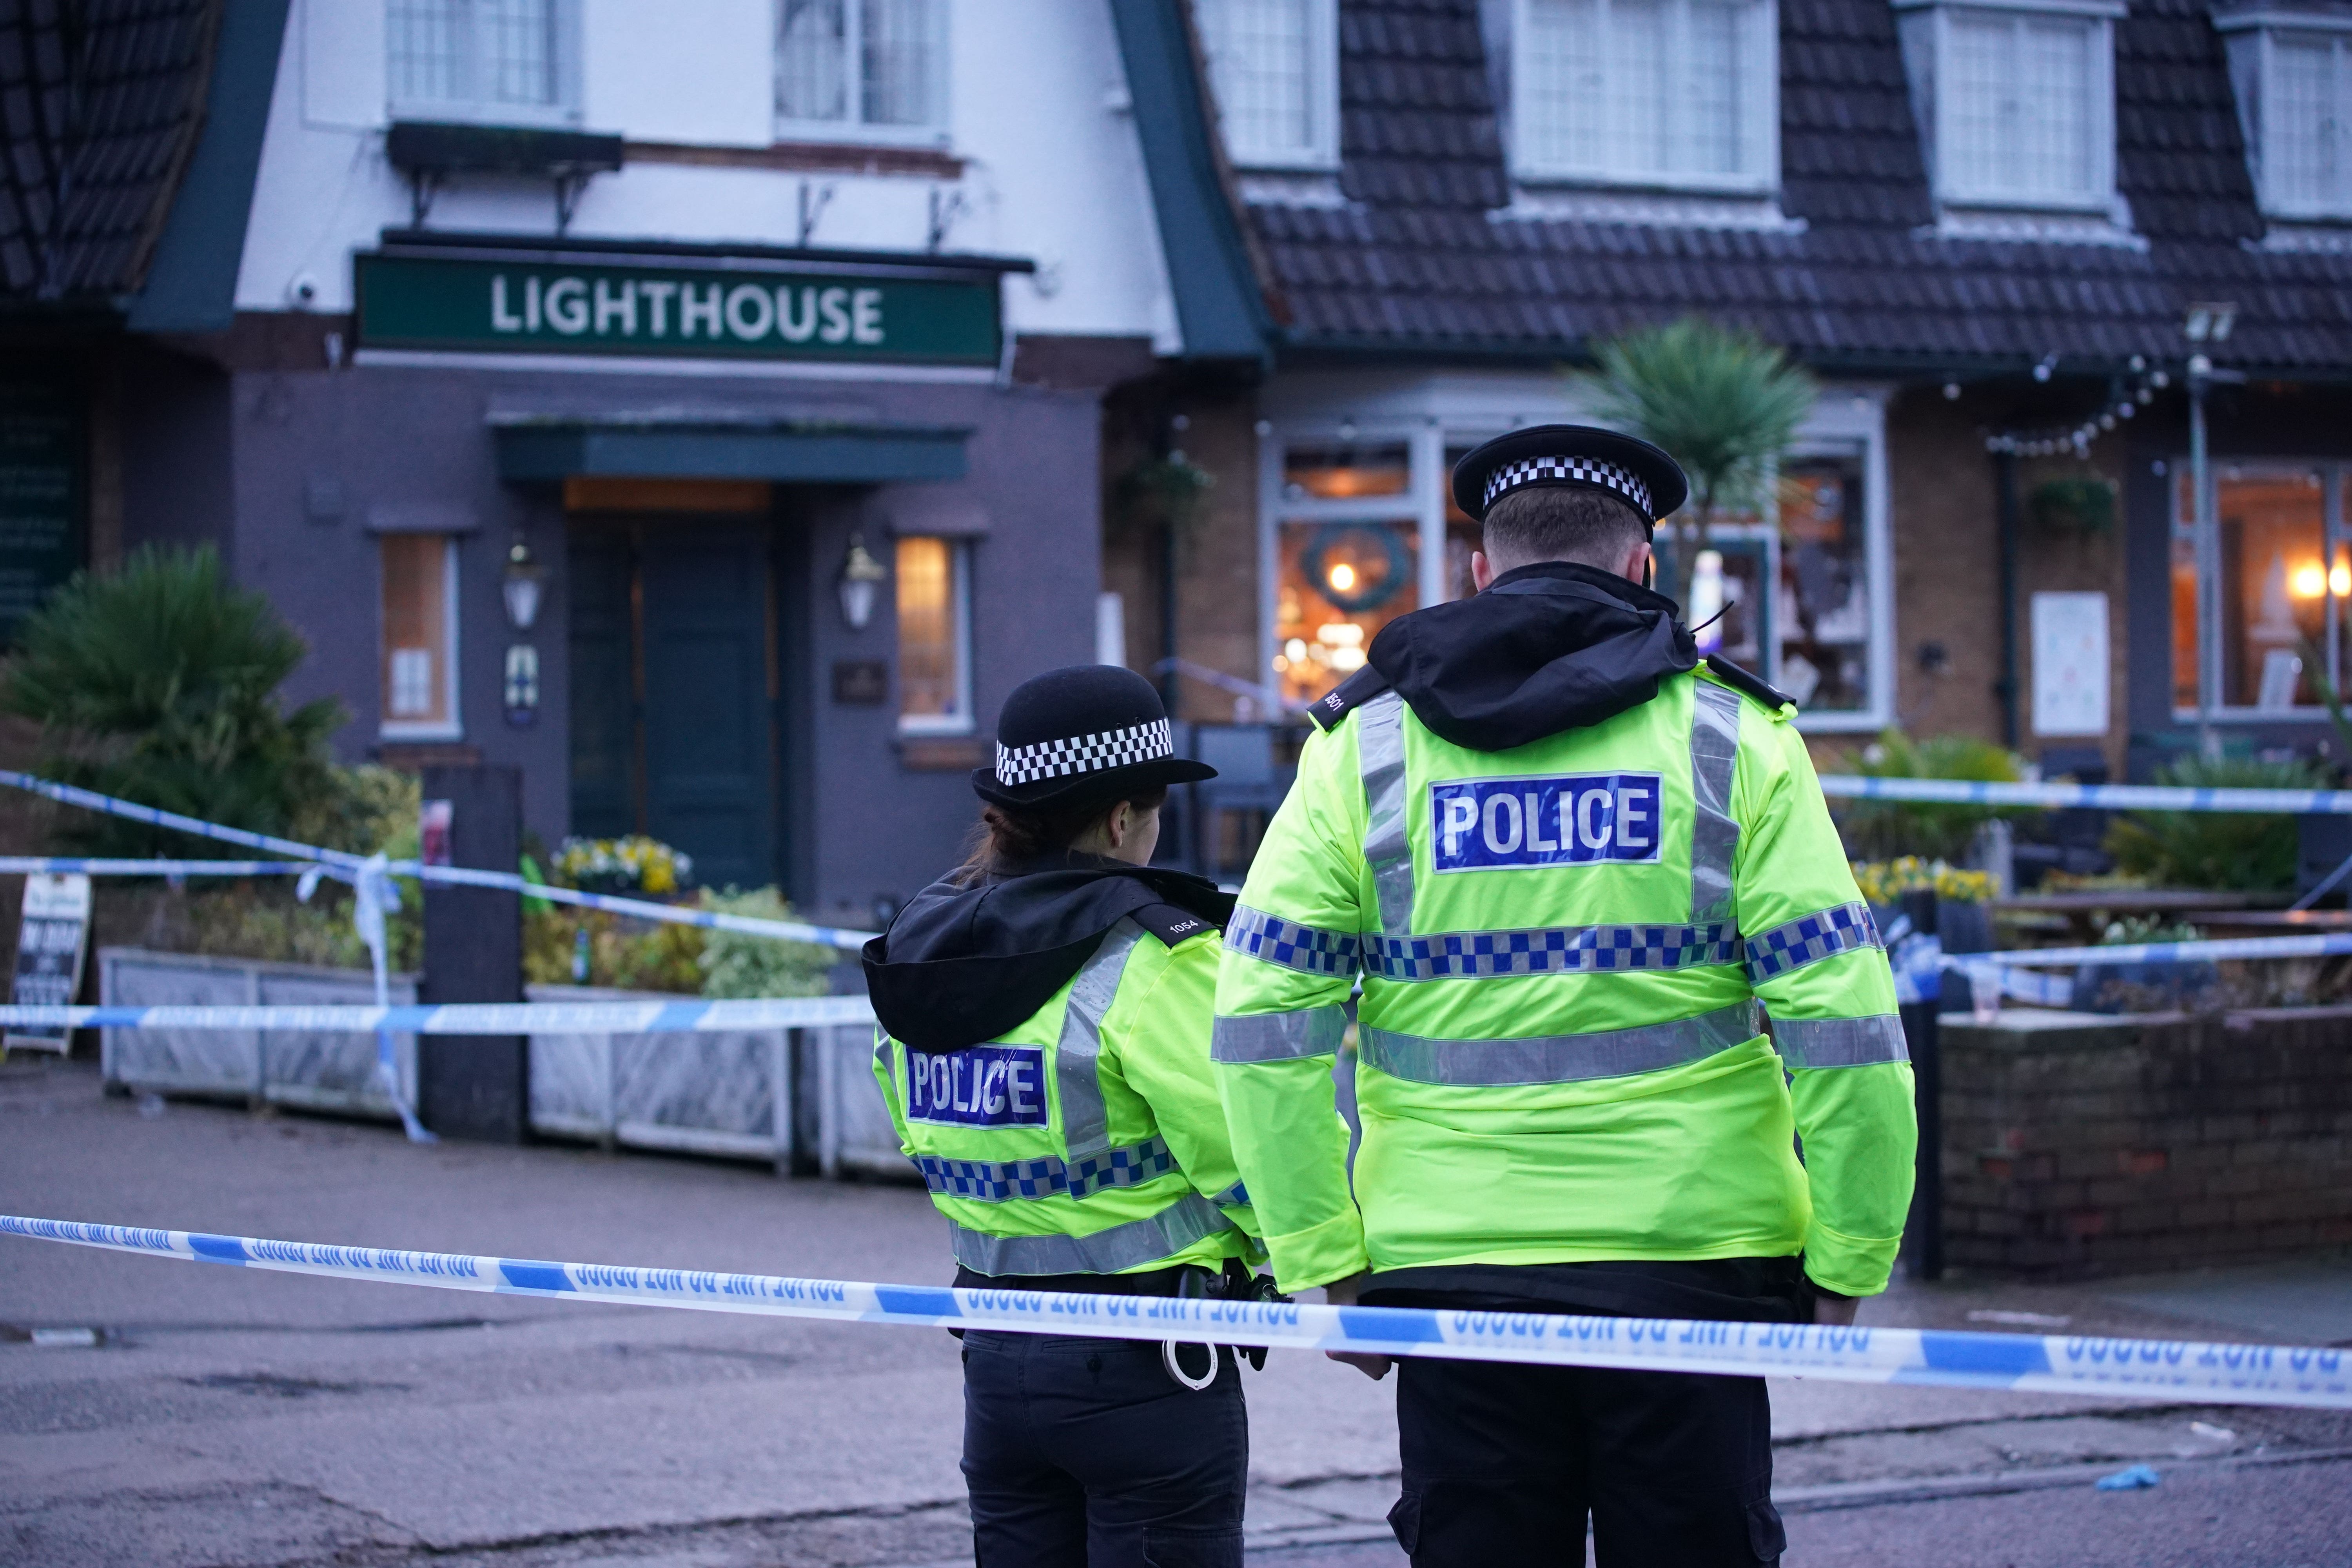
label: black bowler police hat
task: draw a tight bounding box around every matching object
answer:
[1450,424,1690,531]
[973,665,1218,811]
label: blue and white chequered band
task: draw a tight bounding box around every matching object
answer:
[915,1135,1177,1203]
[1483,455,1653,518]
[995,718,1175,787]
[1744,902,1882,985]
[1365,923,1741,980]
[1225,906,1363,976]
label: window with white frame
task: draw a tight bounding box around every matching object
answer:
[380,535,460,738]
[1192,0,1340,170]
[2171,463,2349,715]
[776,0,949,139]
[387,0,579,124]
[896,535,972,733]
[2220,14,2352,221]
[1896,0,2120,211]
[1513,0,1779,190]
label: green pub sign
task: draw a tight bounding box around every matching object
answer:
[355,252,1002,365]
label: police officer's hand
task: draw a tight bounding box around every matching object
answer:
[1810,1291,1859,1327]
[1319,1273,1393,1380]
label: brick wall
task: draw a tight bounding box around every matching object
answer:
[1939,1007,2352,1277]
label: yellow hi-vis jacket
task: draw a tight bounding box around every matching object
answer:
[1212,667,1917,1297]
[875,912,1264,1276]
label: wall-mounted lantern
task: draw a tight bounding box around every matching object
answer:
[501,537,548,632]
[504,645,540,728]
[838,531,887,631]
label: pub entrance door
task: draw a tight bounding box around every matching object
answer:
[568,517,780,892]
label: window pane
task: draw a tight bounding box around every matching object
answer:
[2018,17,2092,199]
[1521,0,1602,171]
[1945,11,2096,201]
[389,0,465,103]
[1775,459,1869,710]
[1681,0,1743,176]
[1524,0,1761,180]
[1944,13,2011,195]
[1283,441,1410,500]
[2216,471,2328,709]
[897,535,965,722]
[481,0,558,106]
[381,535,452,729]
[2270,35,2338,211]
[778,0,849,122]
[1274,520,1419,708]
[1198,0,1316,163]
[1604,0,1671,174]
[862,0,942,127]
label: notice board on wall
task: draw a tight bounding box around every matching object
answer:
[0,380,83,645]
[2031,591,2111,738]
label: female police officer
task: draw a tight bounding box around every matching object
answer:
[864,664,1265,1568]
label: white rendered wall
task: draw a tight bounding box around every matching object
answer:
[239,0,1180,351]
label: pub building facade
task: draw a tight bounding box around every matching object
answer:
[1117,0,2352,824]
[0,1,1247,925]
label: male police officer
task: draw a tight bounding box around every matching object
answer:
[1212,426,1917,1566]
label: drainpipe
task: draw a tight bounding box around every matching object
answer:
[1995,449,2022,750]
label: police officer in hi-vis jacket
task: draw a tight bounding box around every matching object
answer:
[1212,427,1918,1566]
[865,664,1266,1568]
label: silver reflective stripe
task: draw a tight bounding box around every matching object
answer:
[1358,692,1415,940]
[1689,679,1744,926]
[1211,1005,1348,1063]
[1745,902,1882,985]
[1357,999,1762,1087]
[916,1134,1177,1203]
[1365,923,1739,980]
[1772,1013,1909,1069]
[1210,1178,1250,1207]
[947,1191,1237,1275]
[1055,920,1143,1163]
[1226,904,1362,978]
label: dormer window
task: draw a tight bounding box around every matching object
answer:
[1510,0,1780,192]
[1193,0,1341,171]
[1896,0,2122,212]
[2218,9,2352,220]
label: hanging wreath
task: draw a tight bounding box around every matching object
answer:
[1299,523,1413,614]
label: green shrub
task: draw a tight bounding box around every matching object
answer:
[699,886,837,999]
[2105,754,2328,892]
[4,545,346,856]
[1835,730,2029,862]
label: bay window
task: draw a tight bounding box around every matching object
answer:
[2220,14,2352,221]
[1513,0,1779,190]
[777,0,949,138]
[388,0,579,124]
[1193,0,1340,170]
[1896,0,2120,212]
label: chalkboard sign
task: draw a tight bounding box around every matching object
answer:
[0,380,84,645]
[7,873,91,1054]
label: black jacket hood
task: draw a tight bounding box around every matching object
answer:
[862,853,1234,1053]
[1367,561,1699,752]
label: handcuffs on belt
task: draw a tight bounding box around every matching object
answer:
[1162,1260,1290,1392]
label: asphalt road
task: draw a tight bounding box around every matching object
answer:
[5,1050,2350,1568]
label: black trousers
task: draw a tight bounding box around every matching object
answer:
[1389,1356,1786,1567]
[961,1330,1247,1568]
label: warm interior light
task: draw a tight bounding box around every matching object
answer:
[2294,564,2328,598]
[1330,646,1367,670]
[1285,637,1309,661]
[1327,562,1358,593]
[1316,622,1364,646]
[2333,564,2351,597]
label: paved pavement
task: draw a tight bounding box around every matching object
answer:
[3,1050,2348,1567]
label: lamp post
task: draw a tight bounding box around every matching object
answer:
[2183,303,2240,759]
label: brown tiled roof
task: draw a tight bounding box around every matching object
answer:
[1252,0,2352,375]
[0,0,222,302]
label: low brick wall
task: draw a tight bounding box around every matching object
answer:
[1939,1007,2352,1278]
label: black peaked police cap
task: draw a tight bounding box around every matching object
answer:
[973,665,1216,811]
[1450,425,1690,531]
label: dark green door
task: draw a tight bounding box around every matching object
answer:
[567,519,777,892]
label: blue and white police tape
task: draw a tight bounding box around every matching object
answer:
[1818,774,2352,815]
[0,856,330,879]
[0,996,877,1035]
[3,1214,2345,1410]
[0,769,875,953]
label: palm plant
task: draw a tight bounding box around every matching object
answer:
[4,544,347,855]
[1578,316,1818,566]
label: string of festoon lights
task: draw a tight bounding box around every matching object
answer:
[1974,354,2173,459]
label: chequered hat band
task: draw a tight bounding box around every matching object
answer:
[1483,456,1653,518]
[995,717,1174,788]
